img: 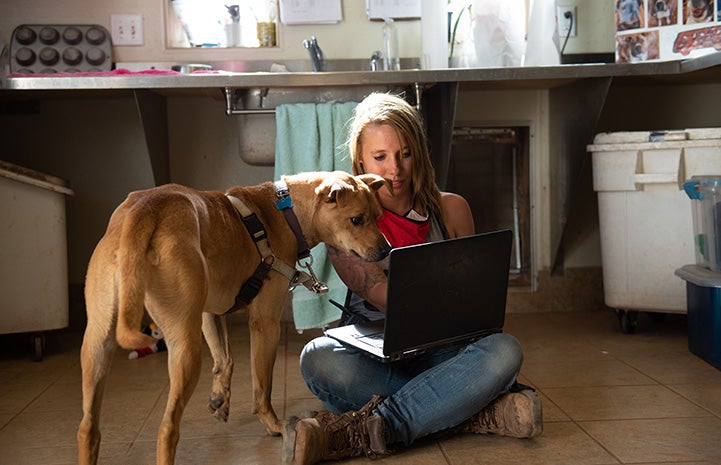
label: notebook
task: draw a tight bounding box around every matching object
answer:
[324,229,512,362]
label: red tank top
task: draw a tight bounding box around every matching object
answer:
[376,209,430,248]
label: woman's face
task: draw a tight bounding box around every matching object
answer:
[359,123,412,201]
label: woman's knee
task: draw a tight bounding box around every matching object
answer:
[299,336,339,381]
[496,332,524,363]
[476,332,524,374]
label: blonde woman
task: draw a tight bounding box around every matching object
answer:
[283,93,542,464]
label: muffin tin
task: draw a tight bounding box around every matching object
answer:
[10,24,113,74]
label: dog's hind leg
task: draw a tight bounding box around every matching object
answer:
[202,313,234,422]
[154,313,204,465]
[77,280,118,465]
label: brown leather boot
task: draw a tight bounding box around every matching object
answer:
[282,395,391,465]
[458,389,543,438]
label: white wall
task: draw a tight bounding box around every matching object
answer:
[1,1,421,66]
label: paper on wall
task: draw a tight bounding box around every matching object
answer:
[279,0,342,24]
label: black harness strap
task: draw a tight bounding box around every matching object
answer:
[224,184,329,314]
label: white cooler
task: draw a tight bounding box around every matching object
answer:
[0,160,74,359]
[587,128,721,332]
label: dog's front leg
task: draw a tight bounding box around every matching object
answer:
[202,313,234,422]
[248,283,290,436]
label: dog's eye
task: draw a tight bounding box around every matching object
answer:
[350,216,365,226]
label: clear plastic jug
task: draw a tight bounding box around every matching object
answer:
[684,176,721,271]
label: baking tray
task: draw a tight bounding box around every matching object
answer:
[10,24,113,74]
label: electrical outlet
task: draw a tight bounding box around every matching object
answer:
[557,6,578,38]
[110,14,143,46]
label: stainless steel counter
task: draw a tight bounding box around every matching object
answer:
[3,53,721,91]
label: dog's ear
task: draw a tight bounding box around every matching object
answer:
[317,177,353,206]
[357,173,393,195]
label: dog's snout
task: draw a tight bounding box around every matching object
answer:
[655,0,666,11]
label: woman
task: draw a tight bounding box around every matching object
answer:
[283,93,542,465]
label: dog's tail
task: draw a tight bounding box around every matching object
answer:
[115,200,158,350]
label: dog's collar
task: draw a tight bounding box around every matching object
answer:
[274,179,311,260]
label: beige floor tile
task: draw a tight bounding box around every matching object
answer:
[0,410,81,460]
[581,417,721,463]
[0,443,78,465]
[521,359,657,389]
[535,391,571,422]
[3,311,721,465]
[668,382,721,417]
[542,384,712,421]
[439,422,620,465]
[619,352,721,385]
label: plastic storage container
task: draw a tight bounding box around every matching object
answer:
[675,264,721,371]
[0,161,73,360]
[587,128,721,332]
[683,176,721,271]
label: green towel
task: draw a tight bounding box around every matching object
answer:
[274,102,358,330]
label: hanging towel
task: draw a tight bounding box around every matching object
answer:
[274,102,358,330]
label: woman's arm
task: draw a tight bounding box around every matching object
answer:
[326,245,388,312]
[441,192,475,238]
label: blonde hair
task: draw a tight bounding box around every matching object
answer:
[348,92,443,218]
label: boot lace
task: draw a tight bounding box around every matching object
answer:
[319,395,382,459]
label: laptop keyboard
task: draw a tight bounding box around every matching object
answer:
[354,331,384,349]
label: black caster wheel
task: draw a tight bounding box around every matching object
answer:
[616,309,638,334]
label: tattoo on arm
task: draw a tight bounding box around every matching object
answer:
[327,245,386,299]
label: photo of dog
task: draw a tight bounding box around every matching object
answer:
[649,0,679,26]
[616,0,646,31]
[616,31,661,62]
[685,0,714,23]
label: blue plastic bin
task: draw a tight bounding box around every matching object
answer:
[675,264,721,371]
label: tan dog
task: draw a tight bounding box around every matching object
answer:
[77,171,391,465]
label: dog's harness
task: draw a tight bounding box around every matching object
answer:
[223,179,329,313]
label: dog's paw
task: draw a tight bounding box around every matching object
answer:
[208,393,230,422]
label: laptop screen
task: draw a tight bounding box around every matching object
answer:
[382,230,512,356]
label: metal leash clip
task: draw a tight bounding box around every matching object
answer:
[298,256,329,294]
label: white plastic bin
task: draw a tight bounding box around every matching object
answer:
[588,129,721,329]
[0,161,73,358]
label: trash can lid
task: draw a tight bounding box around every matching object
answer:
[592,128,721,145]
[0,160,73,196]
[675,264,721,288]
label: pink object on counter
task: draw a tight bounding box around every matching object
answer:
[7,67,220,77]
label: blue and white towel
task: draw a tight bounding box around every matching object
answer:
[274,102,358,330]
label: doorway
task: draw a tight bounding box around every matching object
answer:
[446,126,532,287]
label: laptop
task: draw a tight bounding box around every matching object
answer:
[324,229,512,362]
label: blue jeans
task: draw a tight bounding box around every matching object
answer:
[299,332,523,446]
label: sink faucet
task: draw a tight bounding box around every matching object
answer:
[303,36,325,72]
[370,51,383,71]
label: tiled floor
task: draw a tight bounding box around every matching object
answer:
[1,309,721,465]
